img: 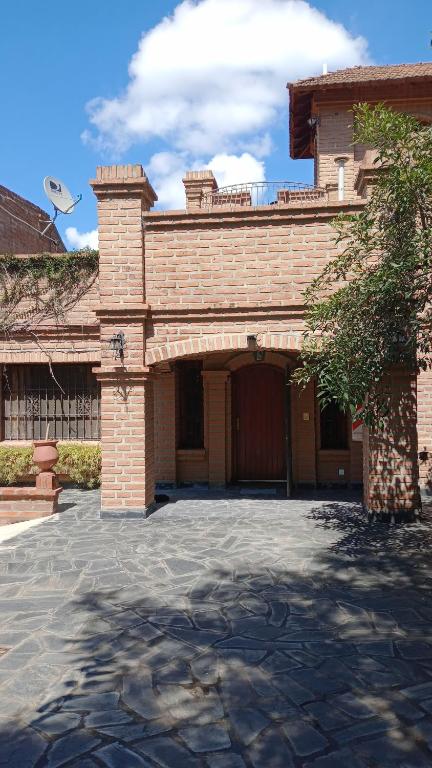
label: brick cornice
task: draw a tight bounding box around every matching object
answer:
[149,303,305,321]
[90,165,157,207]
[92,365,153,383]
[144,199,365,230]
[1,323,100,337]
[95,304,150,321]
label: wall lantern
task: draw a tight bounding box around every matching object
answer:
[254,350,266,362]
[109,331,125,360]
[307,116,320,129]
[247,334,258,350]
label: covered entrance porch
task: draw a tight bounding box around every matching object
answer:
[153,348,363,498]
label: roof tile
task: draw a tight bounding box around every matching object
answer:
[290,62,432,90]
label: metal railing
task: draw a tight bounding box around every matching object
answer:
[201,181,326,209]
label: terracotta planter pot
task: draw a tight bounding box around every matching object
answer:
[32,440,59,473]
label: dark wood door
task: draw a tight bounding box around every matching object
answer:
[233,364,286,481]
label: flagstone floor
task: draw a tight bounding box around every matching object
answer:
[1,488,432,766]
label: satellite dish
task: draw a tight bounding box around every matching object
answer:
[41,176,82,236]
[43,176,76,214]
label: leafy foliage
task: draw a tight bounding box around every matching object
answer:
[0,446,33,485]
[57,444,101,489]
[0,443,101,488]
[0,250,99,335]
[293,104,432,424]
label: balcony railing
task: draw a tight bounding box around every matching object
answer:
[201,181,327,210]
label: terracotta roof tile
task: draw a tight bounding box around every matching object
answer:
[290,62,432,90]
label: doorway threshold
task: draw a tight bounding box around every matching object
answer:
[230,481,286,498]
[240,487,278,496]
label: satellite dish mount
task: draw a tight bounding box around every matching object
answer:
[41,176,82,236]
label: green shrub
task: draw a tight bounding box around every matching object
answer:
[0,443,101,489]
[0,446,33,485]
[57,444,101,489]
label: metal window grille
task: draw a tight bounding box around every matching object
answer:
[2,364,100,440]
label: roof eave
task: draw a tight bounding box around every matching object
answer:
[289,73,432,160]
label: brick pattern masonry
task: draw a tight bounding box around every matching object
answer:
[1,69,431,512]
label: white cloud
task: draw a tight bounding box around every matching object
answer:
[147,151,188,209]
[146,150,266,209]
[65,227,98,250]
[206,152,265,188]
[83,0,369,158]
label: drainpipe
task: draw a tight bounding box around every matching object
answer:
[335,156,348,201]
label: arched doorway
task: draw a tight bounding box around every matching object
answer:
[232,364,287,482]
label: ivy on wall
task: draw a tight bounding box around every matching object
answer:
[0,250,99,335]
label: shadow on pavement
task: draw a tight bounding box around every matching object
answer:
[1,499,432,766]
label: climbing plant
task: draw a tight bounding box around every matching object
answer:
[293,104,432,425]
[0,250,99,335]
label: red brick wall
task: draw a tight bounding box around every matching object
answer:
[315,100,432,197]
[1,194,366,491]
[417,367,432,493]
[91,165,157,511]
[145,212,344,312]
[0,184,64,253]
[364,367,420,513]
[291,381,317,485]
[0,277,100,364]
[316,107,356,196]
[99,376,154,509]
[154,371,176,484]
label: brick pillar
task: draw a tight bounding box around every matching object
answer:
[291,380,317,486]
[363,367,421,519]
[183,171,218,211]
[154,370,176,486]
[203,371,230,486]
[0,364,3,441]
[90,164,158,517]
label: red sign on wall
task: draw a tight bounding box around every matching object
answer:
[352,407,364,442]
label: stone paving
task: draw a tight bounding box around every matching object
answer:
[2,489,432,766]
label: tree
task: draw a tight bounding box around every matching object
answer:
[293,104,432,425]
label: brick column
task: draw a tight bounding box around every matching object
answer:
[90,164,158,517]
[203,371,230,486]
[183,171,217,211]
[154,370,176,486]
[0,365,3,441]
[363,367,421,519]
[291,380,317,486]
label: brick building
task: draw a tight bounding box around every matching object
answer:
[1,62,431,516]
[0,184,64,253]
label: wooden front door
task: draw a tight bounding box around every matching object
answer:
[232,364,286,481]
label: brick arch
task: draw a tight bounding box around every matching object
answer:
[145,332,302,366]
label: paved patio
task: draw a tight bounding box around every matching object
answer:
[1,490,432,766]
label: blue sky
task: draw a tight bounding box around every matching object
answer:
[1,0,430,248]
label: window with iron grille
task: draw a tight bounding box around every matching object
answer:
[2,364,100,440]
[320,402,348,450]
[177,360,204,449]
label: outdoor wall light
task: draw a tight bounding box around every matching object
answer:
[254,350,266,362]
[307,116,320,129]
[109,331,125,360]
[247,334,258,350]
